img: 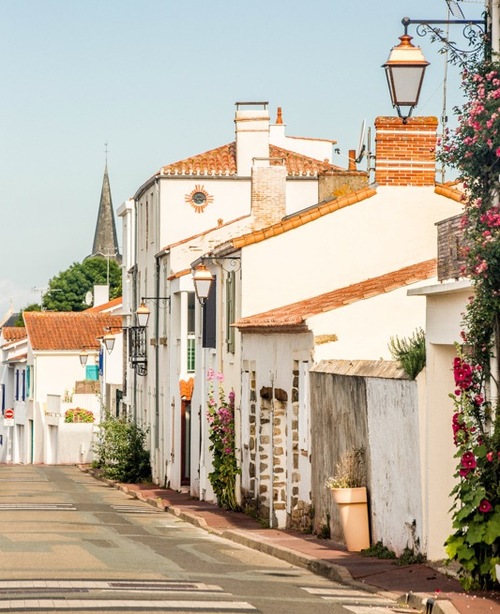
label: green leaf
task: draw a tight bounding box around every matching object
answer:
[466,519,486,545]
[484,508,500,544]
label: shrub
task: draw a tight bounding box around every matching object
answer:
[92,413,151,483]
[388,328,426,379]
[64,407,94,423]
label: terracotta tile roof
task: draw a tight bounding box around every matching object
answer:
[1,327,26,343]
[434,181,466,203]
[23,312,122,351]
[85,296,122,313]
[229,186,376,250]
[235,259,437,331]
[160,142,342,178]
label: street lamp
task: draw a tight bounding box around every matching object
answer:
[79,350,89,367]
[136,302,151,328]
[103,332,116,353]
[383,33,429,122]
[192,264,214,305]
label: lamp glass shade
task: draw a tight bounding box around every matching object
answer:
[136,302,150,328]
[383,34,429,111]
[192,265,214,304]
[79,351,88,367]
[103,333,116,353]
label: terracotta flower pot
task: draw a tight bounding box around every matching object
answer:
[331,486,370,552]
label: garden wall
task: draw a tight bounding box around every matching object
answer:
[310,359,424,556]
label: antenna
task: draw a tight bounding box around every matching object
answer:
[445,0,465,19]
[355,120,367,163]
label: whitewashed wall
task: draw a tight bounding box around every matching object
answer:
[241,186,462,317]
[366,377,424,555]
[311,284,429,362]
[412,281,472,560]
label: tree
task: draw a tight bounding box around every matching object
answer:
[14,303,41,327]
[42,257,122,312]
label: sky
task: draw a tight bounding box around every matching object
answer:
[0,0,486,318]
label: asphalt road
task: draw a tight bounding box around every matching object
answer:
[0,465,410,613]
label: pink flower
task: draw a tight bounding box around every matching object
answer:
[460,467,472,478]
[486,451,494,462]
[479,499,492,513]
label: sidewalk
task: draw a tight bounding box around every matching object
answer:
[83,469,500,614]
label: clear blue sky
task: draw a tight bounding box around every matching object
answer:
[0,0,485,317]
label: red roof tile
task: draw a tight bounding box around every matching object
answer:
[160,142,343,178]
[1,327,26,343]
[23,312,122,351]
[85,297,122,313]
[235,259,437,330]
[230,187,377,250]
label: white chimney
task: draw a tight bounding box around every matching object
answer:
[235,102,270,176]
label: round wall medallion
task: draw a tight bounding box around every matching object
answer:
[185,185,214,213]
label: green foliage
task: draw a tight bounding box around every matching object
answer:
[207,369,240,511]
[436,56,500,591]
[388,328,426,379]
[361,541,426,565]
[361,541,397,560]
[43,257,122,312]
[64,407,94,423]
[396,546,427,566]
[92,413,151,483]
[14,303,41,326]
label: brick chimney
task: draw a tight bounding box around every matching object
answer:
[235,102,270,177]
[250,163,286,229]
[374,116,438,186]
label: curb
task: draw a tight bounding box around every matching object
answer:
[82,468,460,614]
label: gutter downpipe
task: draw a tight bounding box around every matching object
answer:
[491,1,500,57]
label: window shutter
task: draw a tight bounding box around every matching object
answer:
[202,276,217,349]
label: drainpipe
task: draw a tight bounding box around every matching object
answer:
[491,1,500,57]
[270,370,275,528]
[153,253,161,454]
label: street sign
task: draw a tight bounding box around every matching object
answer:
[4,409,14,420]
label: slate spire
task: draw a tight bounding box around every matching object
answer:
[90,162,121,262]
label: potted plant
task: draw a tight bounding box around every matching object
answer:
[325,447,370,551]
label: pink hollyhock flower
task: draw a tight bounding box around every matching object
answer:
[461,451,477,469]
[479,499,492,513]
[486,451,494,462]
[459,467,472,478]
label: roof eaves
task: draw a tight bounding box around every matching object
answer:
[230,186,377,250]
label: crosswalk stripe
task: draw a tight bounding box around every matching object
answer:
[0,580,224,593]
[344,607,402,614]
[110,504,159,514]
[301,586,398,612]
[0,503,76,511]
[0,599,257,611]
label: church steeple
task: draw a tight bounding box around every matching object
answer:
[90,161,121,263]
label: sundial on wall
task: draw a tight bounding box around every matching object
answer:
[185,185,214,213]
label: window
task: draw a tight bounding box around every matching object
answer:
[226,271,236,354]
[21,369,26,401]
